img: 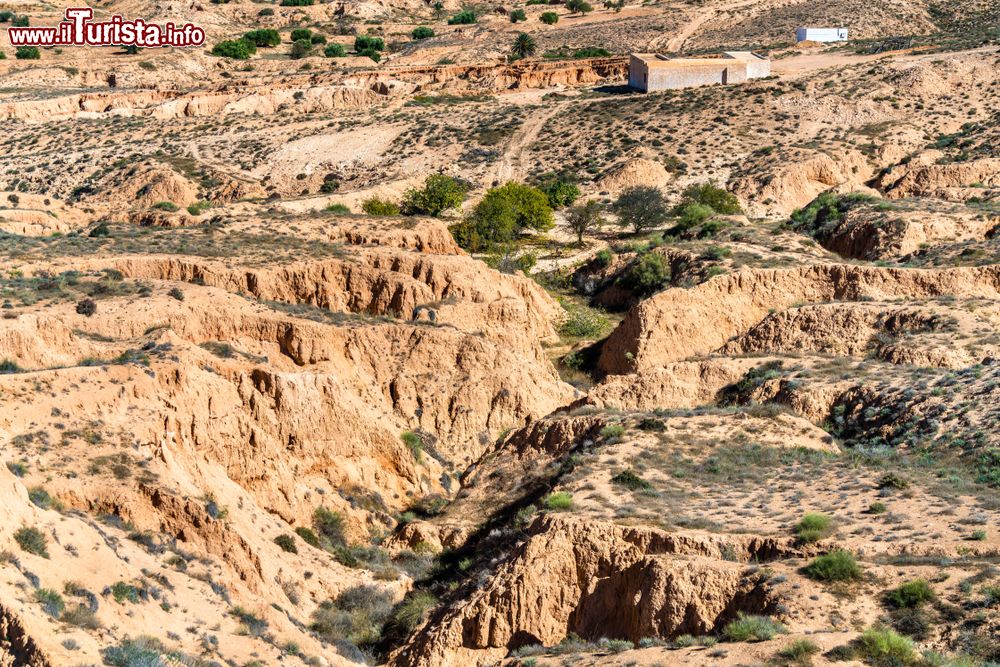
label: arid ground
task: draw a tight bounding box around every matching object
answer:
[2,0,1000,665]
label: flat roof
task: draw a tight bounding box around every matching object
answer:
[631,52,765,68]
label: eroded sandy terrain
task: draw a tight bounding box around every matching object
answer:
[2,0,1000,665]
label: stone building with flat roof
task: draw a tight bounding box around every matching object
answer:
[628,51,771,92]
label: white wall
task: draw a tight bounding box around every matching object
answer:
[796,27,849,42]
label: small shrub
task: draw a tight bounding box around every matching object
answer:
[211,38,255,59]
[540,11,559,23]
[290,28,312,42]
[600,424,625,440]
[0,360,21,374]
[970,529,987,541]
[867,501,887,514]
[878,473,909,490]
[411,26,434,39]
[802,550,862,582]
[795,512,833,543]
[856,627,915,666]
[722,614,786,642]
[361,197,400,216]
[622,253,670,296]
[151,201,179,211]
[61,604,101,629]
[35,588,65,618]
[243,28,281,47]
[76,298,97,317]
[885,580,934,609]
[354,34,385,52]
[15,46,40,60]
[313,506,346,547]
[559,306,609,339]
[167,287,184,301]
[389,590,437,634]
[510,8,527,22]
[110,582,141,604]
[401,431,423,462]
[776,639,820,665]
[295,526,320,547]
[324,42,346,57]
[447,9,477,24]
[274,534,298,554]
[14,526,48,558]
[325,203,351,214]
[544,492,573,511]
[611,470,651,491]
[358,47,381,62]
[290,39,313,59]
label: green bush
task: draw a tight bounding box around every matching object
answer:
[295,526,320,547]
[803,550,862,582]
[290,28,313,42]
[722,614,786,642]
[110,582,141,604]
[244,28,280,47]
[35,588,65,618]
[611,470,651,491]
[402,174,468,217]
[681,182,742,215]
[358,47,381,62]
[856,627,916,666]
[622,252,670,296]
[878,473,909,490]
[280,0,314,5]
[676,202,714,231]
[274,534,298,553]
[544,492,573,511]
[401,431,423,462]
[388,590,437,635]
[600,424,625,440]
[566,0,593,13]
[354,34,385,52]
[311,584,395,650]
[324,42,347,57]
[411,26,435,39]
[15,46,40,60]
[453,182,553,251]
[211,39,255,59]
[776,639,820,664]
[510,8,527,22]
[573,46,609,57]
[290,39,313,59]
[361,197,400,215]
[151,201,179,211]
[885,580,934,609]
[0,360,21,374]
[313,507,347,548]
[540,179,580,209]
[325,203,351,214]
[14,526,48,558]
[540,11,559,23]
[448,9,477,24]
[795,512,833,543]
[558,305,610,338]
[971,529,988,541]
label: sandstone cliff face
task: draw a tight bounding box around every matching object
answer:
[880,158,1000,201]
[388,516,800,667]
[599,264,1000,374]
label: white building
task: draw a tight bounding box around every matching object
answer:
[796,27,849,43]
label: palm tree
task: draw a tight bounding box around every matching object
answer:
[510,32,537,60]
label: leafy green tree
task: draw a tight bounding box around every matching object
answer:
[566,200,604,244]
[14,46,40,60]
[538,176,580,208]
[243,29,281,47]
[290,39,313,59]
[566,0,593,14]
[411,26,435,39]
[510,32,537,59]
[211,39,255,59]
[290,28,313,42]
[612,185,669,234]
[324,43,346,57]
[401,174,468,216]
[447,9,477,24]
[623,252,670,295]
[354,34,385,52]
[358,48,381,62]
[540,11,559,24]
[676,202,713,231]
[509,8,527,22]
[679,181,742,215]
[453,182,553,251]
